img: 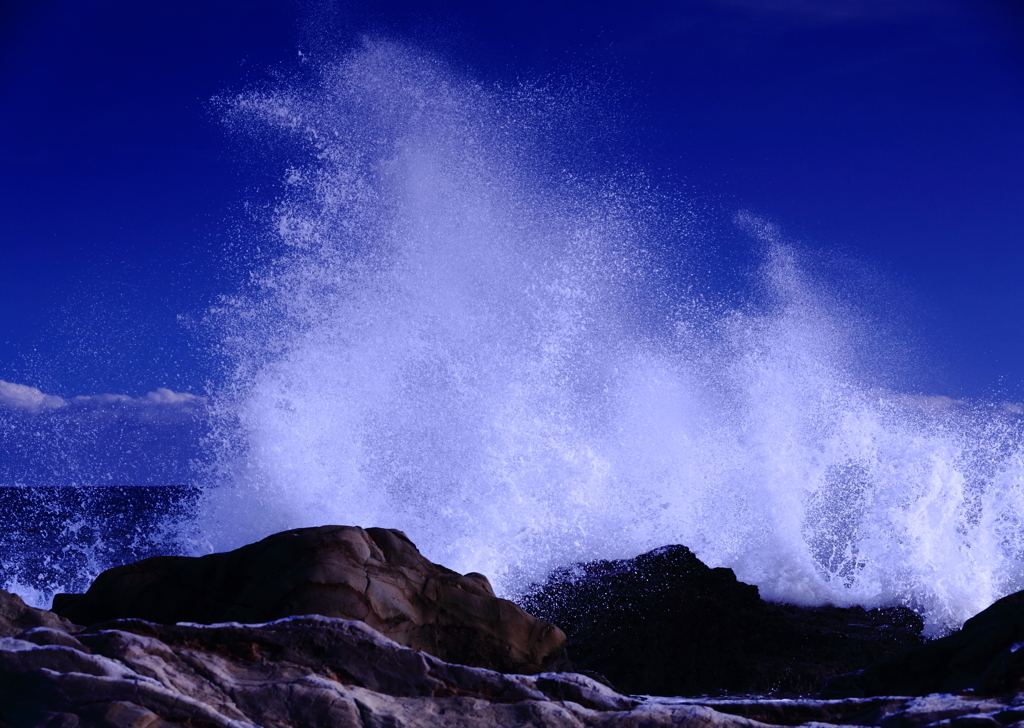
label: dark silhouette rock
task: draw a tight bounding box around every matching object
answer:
[0,589,80,638]
[2,613,1021,727]
[0,615,768,728]
[822,589,1024,698]
[50,524,566,675]
[519,545,924,696]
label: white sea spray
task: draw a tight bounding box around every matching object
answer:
[198,40,1024,634]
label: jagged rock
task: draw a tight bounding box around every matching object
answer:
[519,545,923,696]
[661,694,1018,728]
[2,612,1023,728]
[0,589,80,638]
[51,525,566,675]
[822,589,1024,698]
[0,614,772,728]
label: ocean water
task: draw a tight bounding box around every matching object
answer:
[3,41,1023,635]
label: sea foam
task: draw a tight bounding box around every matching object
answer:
[197,41,1024,634]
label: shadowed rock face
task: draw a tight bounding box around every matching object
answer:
[4,614,1024,728]
[823,590,1024,698]
[0,590,79,638]
[51,525,566,675]
[22,524,1024,727]
[520,545,924,696]
[0,616,692,728]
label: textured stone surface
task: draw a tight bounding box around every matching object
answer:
[2,612,1024,728]
[822,589,1024,698]
[657,693,1019,728]
[52,525,565,674]
[0,614,770,728]
[520,544,924,696]
[0,589,80,638]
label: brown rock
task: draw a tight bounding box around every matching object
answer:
[0,589,80,638]
[2,613,1021,728]
[0,614,776,728]
[51,525,566,674]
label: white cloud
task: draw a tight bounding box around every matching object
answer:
[901,393,967,410]
[144,387,205,405]
[74,393,135,405]
[0,380,67,411]
[73,387,207,407]
[875,390,1024,419]
[0,381,205,412]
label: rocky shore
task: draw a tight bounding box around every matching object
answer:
[519,544,925,696]
[2,525,1024,727]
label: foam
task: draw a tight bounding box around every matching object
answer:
[198,41,1024,634]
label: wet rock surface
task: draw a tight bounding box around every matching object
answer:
[51,524,565,675]
[657,693,1024,728]
[10,529,1024,726]
[519,544,925,696]
[0,614,757,728]
[3,612,1024,728]
[823,589,1024,698]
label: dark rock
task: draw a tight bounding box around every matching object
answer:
[663,694,1016,728]
[0,614,772,728]
[519,544,923,696]
[2,613,1021,728]
[50,524,566,675]
[0,589,80,638]
[822,589,1024,697]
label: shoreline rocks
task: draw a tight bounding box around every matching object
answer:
[519,544,924,696]
[823,589,1024,698]
[4,613,1024,728]
[6,526,1024,726]
[0,614,666,727]
[0,589,80,638]
[51,525,567,675]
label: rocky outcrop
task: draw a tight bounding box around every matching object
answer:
[823,589,1024,698]
[662,693,1024,728]
[18,524,1024,726]
[519,545,924,696]
[3,612,1024,728]
[0,614,748,727]
[51,525,566,675]
[0,589,79,638]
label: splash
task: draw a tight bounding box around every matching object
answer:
[199,41,1024,634]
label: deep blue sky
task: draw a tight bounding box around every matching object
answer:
[1,0,1022,400]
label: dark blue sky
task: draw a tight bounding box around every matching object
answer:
[1,0,1022,400]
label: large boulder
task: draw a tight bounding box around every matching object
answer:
[822,589,1024,697]
[520,545,924,696]
[51,525,566,675]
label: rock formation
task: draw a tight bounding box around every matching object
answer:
[519,544,924,696]
[10,525,1024,726]
[823,589,1024,697]
[3,612,1024,728]
[51,525,566,675]
[0,589,79,638]
[0,615,681,727]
